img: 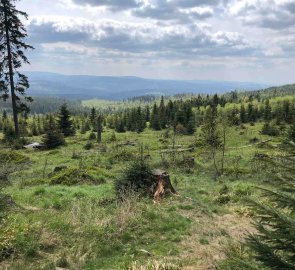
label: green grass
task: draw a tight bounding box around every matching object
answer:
[0,122,285,269]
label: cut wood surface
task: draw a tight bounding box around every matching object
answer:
[151,169,177,202]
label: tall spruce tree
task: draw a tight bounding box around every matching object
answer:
[57,103,75,137]
[264,99,272,121]
[0,0,34,138]
[150,103,161,130]
[89,107,96,129]
[240,104,247,123]
[42,115,65,149]
[246,142,295,269]
[201,106,221,175]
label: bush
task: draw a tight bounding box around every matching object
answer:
[84,142,94,150]
[3,123,16,143]
[261,122,280,136]
[215,194,231,204]
[175,123,187,135]
[88,132,96,140]
[111,150,135,162]
[50,167,106,186]
[115,160,153,196]
[0,151,30,164]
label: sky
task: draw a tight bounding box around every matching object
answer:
[16,0,295,84]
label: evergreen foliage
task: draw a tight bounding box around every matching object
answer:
[42,115,65,149]
[57,103,75,137]
[115,150,153,197]
[246,143,295,269]
[0,0,34,137]
[261,122,280,136]
[89,107,96,130]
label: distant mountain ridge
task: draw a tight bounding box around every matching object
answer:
[25,71,269,100]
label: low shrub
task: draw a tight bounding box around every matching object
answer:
[0,151,30,164]
[84,142,94,150]
[111,150,135,162]
[215,194,231,204]
[232,183,253,197]
[115,160,153,196]
[88,132,96,140]
[261,122,280,136]
[50,167,106,186]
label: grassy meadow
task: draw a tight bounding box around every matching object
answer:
[0,121,282,270]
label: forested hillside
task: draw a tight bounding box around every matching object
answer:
[1,86,295,269]
[24,71,267,100]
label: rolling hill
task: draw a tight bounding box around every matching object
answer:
[25,72,268,100]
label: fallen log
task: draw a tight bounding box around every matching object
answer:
[168,145,183,148]
[159,147,195,153]
[229,139,272,149]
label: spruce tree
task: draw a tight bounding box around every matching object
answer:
[201,106,221,175]
[246,142,295,269]
[135,107,146,133]
[115,119,125,133]
[150,103,161,130]
[89,107,96,130]
[42,115,65,149]
[240,104,247,123]
[264,99,272,121]
[57,103,75,137]
[186,119,196,135]
[96,114,103,143]
[159,96,167,128]
[145,106,150,122]
[247,103,256,123]
[0,0,34,138]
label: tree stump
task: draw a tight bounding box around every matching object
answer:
[151,169,177,201]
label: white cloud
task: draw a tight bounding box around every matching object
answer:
[14,0,295,84]
[228,0,295,29]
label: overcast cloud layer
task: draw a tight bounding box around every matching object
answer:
[16,0,295,84]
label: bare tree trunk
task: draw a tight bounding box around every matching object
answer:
[97,115,103,143]
[4,7,19,138]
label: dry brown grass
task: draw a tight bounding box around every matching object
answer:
[129,259,180,270]
[179,210,255,270]
[115,191,141,232]
[68,199,112,228]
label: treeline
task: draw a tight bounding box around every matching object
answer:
[1,90,295,147]
[235,83,295,99]
[0,97,88,115]
[0,104,78,148]
[106,97,195,134]
[105,93,295,135]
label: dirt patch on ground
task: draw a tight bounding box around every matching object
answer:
[179,210,255,270]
